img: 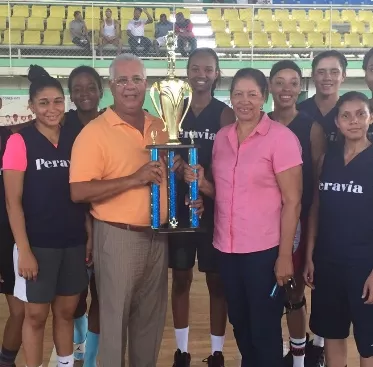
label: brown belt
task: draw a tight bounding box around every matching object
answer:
[104,221,153,233]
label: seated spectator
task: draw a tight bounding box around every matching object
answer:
[127,7,153,56]
[69,11,91,49]
[175,12,197,57]
[153,14,173,54]
[98,8,122,56]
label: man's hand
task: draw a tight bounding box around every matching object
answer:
[131,161,165,186]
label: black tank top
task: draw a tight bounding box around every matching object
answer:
[0,128,11,225]
[176,97,228,230]
[268,111,314,219]
[315,144,373,264]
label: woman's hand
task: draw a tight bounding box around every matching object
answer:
[18,249,38,281]
[86,237,93,267]
[303,258,315,290]
[184,164,207,188]
[185,194,204,217]
[274,254,294,287]
[362,270,373,305]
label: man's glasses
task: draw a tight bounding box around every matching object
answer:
[113,76,145,87]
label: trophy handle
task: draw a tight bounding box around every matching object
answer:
[150,82,167,132]
[179,83,193,133]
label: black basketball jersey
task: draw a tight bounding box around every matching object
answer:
[177,97,228,229]
[0,128,12,225]
[19,124,87,249]
[268,111,314,219]
[315,144,373,263]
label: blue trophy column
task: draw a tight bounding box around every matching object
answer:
[168,150,178,227]
[150,148,160,229]
[188,147,199,228]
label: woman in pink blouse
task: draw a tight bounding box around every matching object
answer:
[185,68,303,367]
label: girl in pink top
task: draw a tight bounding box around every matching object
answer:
[185,68,303,367]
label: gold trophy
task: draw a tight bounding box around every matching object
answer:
[146,31,200,232]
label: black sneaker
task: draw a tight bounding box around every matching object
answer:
[305,340,325,367]
[172,349,191,367]
[203,351,225,367]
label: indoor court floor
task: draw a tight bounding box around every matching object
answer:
[0,269,359,366]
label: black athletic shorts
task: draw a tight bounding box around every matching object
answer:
[13,244,88,304]
[310,259,373,358]
[0,223,15,295]
[168,231,218,273]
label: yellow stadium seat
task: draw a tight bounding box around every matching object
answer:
[368,23,373,33]
[344,33,361,47]
[246,21,263,33]
[271,32,288,48]
[120,7,134,20]
[316,20,332,33]
[211,20,227,33]
[0,17,6,31]
[358,10,373,23]
[9,17,25,31]
[239,9,253,21]
[224,9,239,21]
[308,10,324,22]
[307,32,324,48]
[215,32,232,47]
[121,18,131,30]
[275,10,290,22]
[176,9,191,19]
[362,33,373,47]
[228,20,244,33]
[144,30,153,39]
[252,32,269,48]
[282,20,298,33]
[154,8,171,21]
[234,32,250,47]
[325,32,342,48]
[341,10,356,22]
[43,30,61,46]
[257,9,273,21]
[292,10,307,21]
[28,18,44,31]
[47,18,63,32]
[31,5,47,19]
[3,30,21,45]
[85,7,101,19]
[63,29,73,45]
[49,6,66,19]
[350,21,366,34]
[121,31,129,45]
[324,10,342,23]
[23,30,41,45]
[298,20,316,33]
[0,5,10,17]
[67,6,82,19]
[12,5,29,18]
[289,32,306,48]
[264,21,280,33]
[207,9,222,21]
[85,18,101,32]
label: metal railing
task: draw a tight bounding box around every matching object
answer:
[0,0,372,67]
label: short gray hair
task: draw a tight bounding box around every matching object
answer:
[109,53,146,80]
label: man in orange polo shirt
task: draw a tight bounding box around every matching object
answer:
[69,54,172,366]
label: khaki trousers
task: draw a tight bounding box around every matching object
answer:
[93,220,168,367]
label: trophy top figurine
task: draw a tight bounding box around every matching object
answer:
[165,31,176,79]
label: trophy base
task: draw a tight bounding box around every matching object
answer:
[146,144,199,150]
[154,227,205,233]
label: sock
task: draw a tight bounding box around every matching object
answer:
[313,334,324,348]
[175,327,189,353]
[0,346,18,366]
[211,335,225,354]
[74,315,88,360]
[57,354,74,367]
[290,337,306,367]
[83,331,99,367]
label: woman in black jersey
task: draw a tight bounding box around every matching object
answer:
[3,66,89,367]
[269,61,326,367]
[67,66,103,367]
[304,92,373,367]
[169,48,236,367]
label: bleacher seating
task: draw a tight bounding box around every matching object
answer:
[0,2,372,55]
